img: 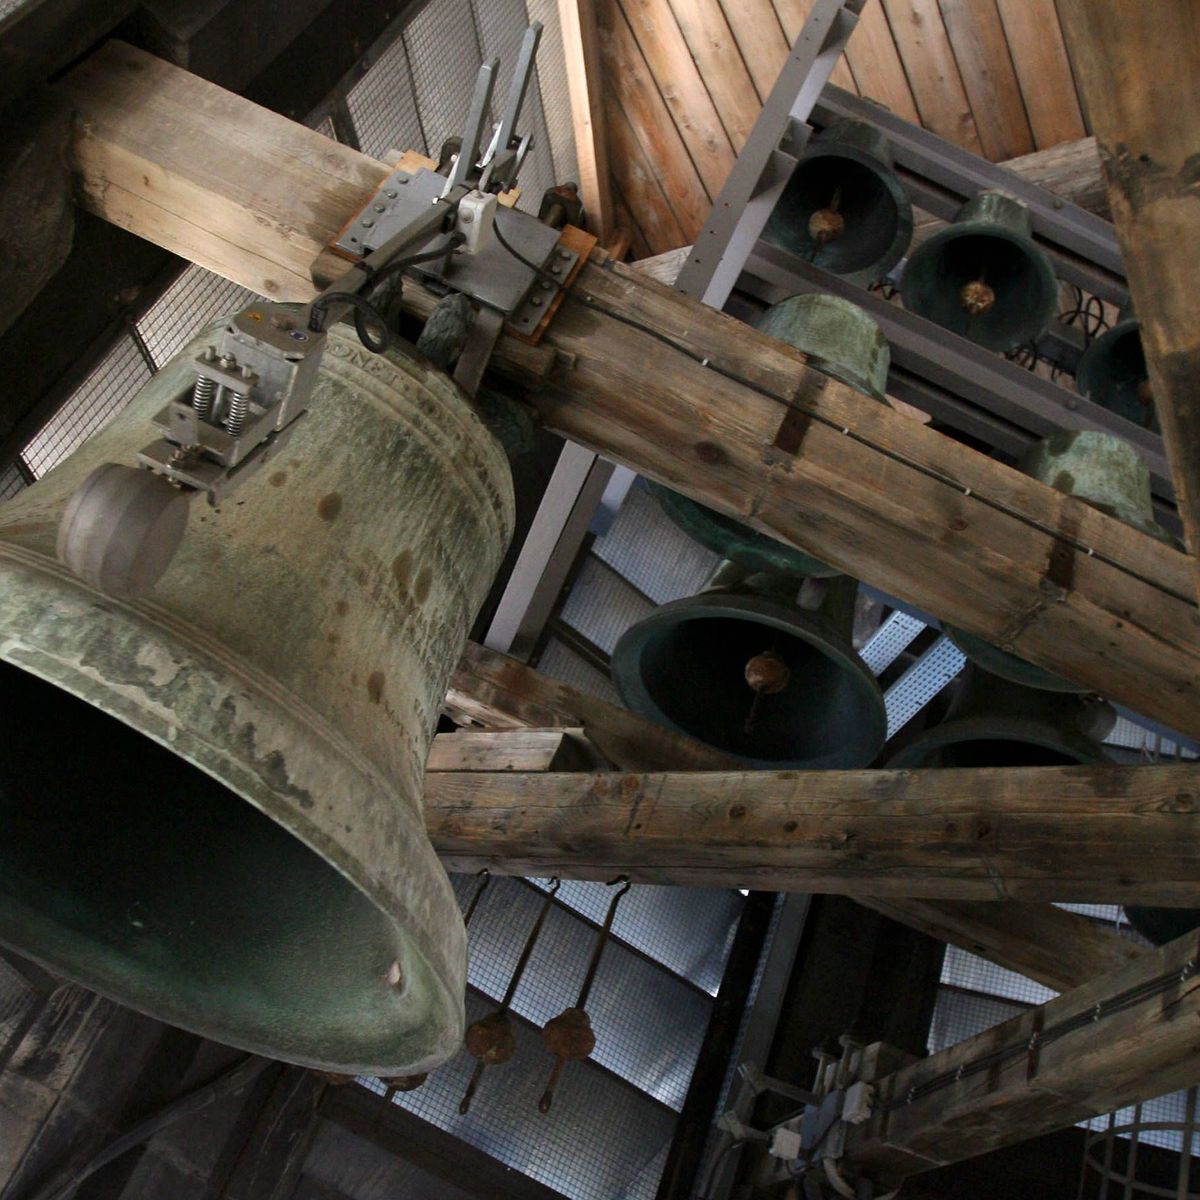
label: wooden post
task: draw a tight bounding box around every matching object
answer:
[557,0,613,241]
[56,43,1200,737]
[1058,1,1200,586]
[844,928,1200,1187]
[857,898,1146,992]
[424,762,1200,903]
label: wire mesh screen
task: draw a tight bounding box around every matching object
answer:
[363,989,676,1200]
[527,877,742,996]
[449,873,710,1109]
[927,987,1026,1054]
[22,337,153,478]
[0,464,26,502]
[136,266,258,368]
[940,945,1057,1006]
[559,556,656,656]
[535,636,623,704]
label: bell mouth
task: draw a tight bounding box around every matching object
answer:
[901,229,1058,352]
[0,656,454,1075]
[888,716,1110,769]
[768,151,911,281]
[612,595,886,769]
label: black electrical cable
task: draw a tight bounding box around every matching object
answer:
[569,286,1194,608]
[696,1139,742,1200]
[493,219,562,285]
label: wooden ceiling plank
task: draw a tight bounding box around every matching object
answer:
[771,0,859,93]
[1056,0,1200,584]
[616,0,737,196]
[424,763,1200,902]
[859,898,1147,993]
[601,93,690,251]
[993,0,1085,149]
[557,0,615,241]
[936,0,1034,161]
[663,0,761,152]
[596,0,709,244]
[842,0,921,126]
[612,180,654,260]
[878,0,984,154]
[58,44,1200,725]
[715,0,789,103]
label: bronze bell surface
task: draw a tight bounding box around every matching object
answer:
[651,294,890,580]
[765,118,914,284]
[1075,308,1157,432]
[947,429,1172,693]
[611,565,887,770]
[887,665,1115,769]
[0,319,515,1075]
[900,191,1059,352]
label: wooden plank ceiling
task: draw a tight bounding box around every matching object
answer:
[598,0,1090,255]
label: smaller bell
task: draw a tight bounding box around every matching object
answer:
[651,295,889,580]
[765,119,914,284]
[948,430,1172,692]
[901,191,1059,352]
[1075,307,1157,432]
[888,665,1115,768]
[612,566,887,770]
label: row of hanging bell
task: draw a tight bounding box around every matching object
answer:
[622,294,892,771]
[0,317,517,1076]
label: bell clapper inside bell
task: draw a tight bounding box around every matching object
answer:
[743,648,790,734]
[959,271,995,318]
[807,186,845,248]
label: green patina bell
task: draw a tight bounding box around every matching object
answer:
[888,665,1115,768]
[901,191,1059,352]
[0,319,514,1075]
[948,429,1171,692]
[1075,307,1158,432]
[611,564,887,770]
[652,295,889,580]
[765,118,914,284]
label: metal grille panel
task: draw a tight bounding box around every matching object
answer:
[593,483,721,604]
[0,464,26,502]
[365,992,676,1200]
[535,637,623,704]
[928,988,1026,1054]
[940,946,1057,1005]
[22,338,153,478]
[559,555,656,655]
[884,635,966,738]
[346,30,426,159]
[136,266,258,370]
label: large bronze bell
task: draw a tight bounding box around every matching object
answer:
[611,565,887,769]
[948,429,1171,692]
[901,191,1059,352]
[765,118,914,284]
[1075,308,1158,432]
[651,295,889,580]
[0,320,514,1074]
[887,665,1114,768]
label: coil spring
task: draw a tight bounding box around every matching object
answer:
[192,373,217,419]
[226,389,249,437]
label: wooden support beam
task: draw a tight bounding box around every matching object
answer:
[445,640,739,771]
[557,0,613,241]
[858,898,1146,993]
[57,44,1200,737]
[424,763,1200,903]
[844,928,1200,1187]
[1057,1,1200,583]
[425,728,606,772]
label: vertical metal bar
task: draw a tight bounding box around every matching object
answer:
[444,58,499,193]
[673,0,861,309]
[1178,1087,1197,1200]
[1125,1103,1143,1200]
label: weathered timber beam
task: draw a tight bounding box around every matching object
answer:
[857,898,1146,993]
[425,728,606,772]
[1058,1,1200,583]
[423,763,1200,903]
[445,640,739,771]
[844,927,1200,1186]
[56,44,1200,736]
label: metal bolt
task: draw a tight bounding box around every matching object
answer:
[288,330,309,341]
[201,345,217,363]
[218,354,236,370]
[385,190,397,198]
[552,265,563,275]
[541,280,552,289]
[361,218,374,228]
[559,250,571,261]
[398,177,408,185]
[374,202,386,213]
[531,296,543,307]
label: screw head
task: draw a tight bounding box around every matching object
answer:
[531,296,543,307]
[288,330,309,341]
[385,189,398,199]
[552,265,563,275]
[559,250,571,260]
[361,218,374,228]
[374,202,386,212]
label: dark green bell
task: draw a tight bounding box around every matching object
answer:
[1075,308,1158,432]
[887,665,1115,768]
[901,191,1059,352]
[1123,907,1200,946]
[765,118,914,284]
[651,295,889,580]
[948,430,1172,692]
[611,566,887,770]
